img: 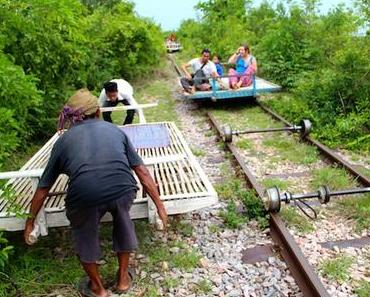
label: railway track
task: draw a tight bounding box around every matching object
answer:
[169,54,369,296]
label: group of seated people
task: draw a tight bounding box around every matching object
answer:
[180,44,258,94]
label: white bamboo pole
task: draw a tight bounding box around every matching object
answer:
[0,155,186,180]
[99,102,157,112]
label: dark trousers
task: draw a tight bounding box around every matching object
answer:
[102,99,135,125]
[66,191,137,263]
[180,77,194,92]
[181,75,211,92]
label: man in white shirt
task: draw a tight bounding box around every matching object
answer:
[181,49,218,94]
[99,79,136,125]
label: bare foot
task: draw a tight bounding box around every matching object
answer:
[80,279,109,297]
[117,271,132,292]
[236,81,243,89]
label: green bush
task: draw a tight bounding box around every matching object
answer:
[0,0,89,129]
[263,95,316,127]
[219,201,246,229]
[0,53,42,167]
[240,190,266,220]
[177,0,369,152]
[0,109,20,169]
[0,232,13,269]
[0,0,164,168]
[85,3,164,88]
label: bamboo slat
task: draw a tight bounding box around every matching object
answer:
[0,122,217,229]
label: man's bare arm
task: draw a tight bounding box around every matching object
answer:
[133,165,168,227]
[24,187,50,245]
[181,62,192,80]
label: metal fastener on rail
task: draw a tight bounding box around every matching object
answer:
[223,119,312,142]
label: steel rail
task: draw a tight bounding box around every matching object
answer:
[168,54,183,77]
[207,112,330,297]
[257,102,370,187]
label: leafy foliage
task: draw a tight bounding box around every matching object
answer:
[320,255,354,283]
[0,53,42,168]
[0,232,13,269]
[219,201,246,229]
[0,1,165,271]
[355,280,370,297]
[177,0,369,152]
[280,207,315,233]
[337,193,370,232]
[216,178,267,229]
[85,2,164,88]
[0,0,164,166]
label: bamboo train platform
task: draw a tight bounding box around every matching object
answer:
[184,76,281,101]
[0,122,218,232]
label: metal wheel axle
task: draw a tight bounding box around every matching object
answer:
[223,119,312,142]
[264,186,370,213]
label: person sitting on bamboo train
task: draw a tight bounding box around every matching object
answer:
[212,54,230,90]
[24,89,168,297]
[99,79,137,125]
[228,44,257,89]
[213,54,224,76]
[180,48,218,94]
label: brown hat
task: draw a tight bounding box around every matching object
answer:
[67,89,99,116]
[57,89,99,131]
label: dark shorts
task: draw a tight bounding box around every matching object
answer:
[66,191,138,263]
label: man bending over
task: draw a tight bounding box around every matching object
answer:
[99,79,137,125]
[24,89,167,297]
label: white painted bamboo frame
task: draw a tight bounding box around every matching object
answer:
[0,154,186,181]
[100,100,158,124]
[99,103,157,112]
[0,122,218,232]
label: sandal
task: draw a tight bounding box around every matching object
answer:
[78,277,112,297]
[115,268,134,294]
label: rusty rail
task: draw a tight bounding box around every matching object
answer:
[207,112,330,297]
[168,54,183,78]
[257,102,370,187]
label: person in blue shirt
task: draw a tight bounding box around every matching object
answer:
[212,54,224,76]
[228,44,258,89]
[24,89,168,297]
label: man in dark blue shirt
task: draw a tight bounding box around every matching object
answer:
[24,89,167,297]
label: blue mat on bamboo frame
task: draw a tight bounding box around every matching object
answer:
[120,124,171,149]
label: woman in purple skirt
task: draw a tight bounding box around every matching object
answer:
[228,44,258,89]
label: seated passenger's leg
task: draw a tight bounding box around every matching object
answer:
[220,77,230,90]
[197,83,211,91]
[180,77,194,93]
[228,68,238,89]
[240,67,256,87]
